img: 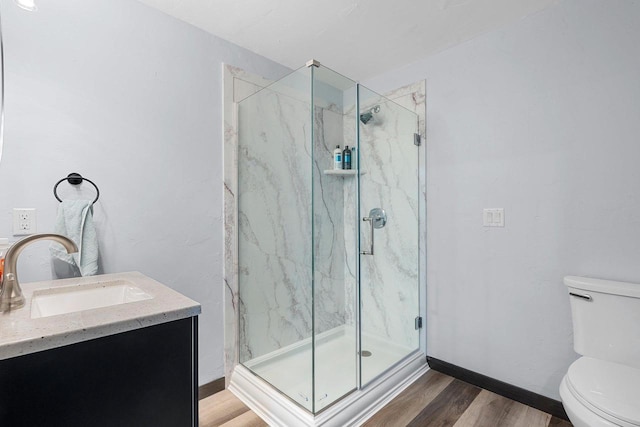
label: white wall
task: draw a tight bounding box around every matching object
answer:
[364,0,640,399]
[0,0,289,384]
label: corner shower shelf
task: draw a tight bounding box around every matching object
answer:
[323,170,365,176]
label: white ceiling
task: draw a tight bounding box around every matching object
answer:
[136,0,557,80]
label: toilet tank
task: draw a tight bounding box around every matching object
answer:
[565,276,640,369]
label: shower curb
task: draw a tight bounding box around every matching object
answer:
[229,351,428,426]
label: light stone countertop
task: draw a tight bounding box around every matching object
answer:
[0,271,201,361]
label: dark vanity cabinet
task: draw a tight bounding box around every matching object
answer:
[0,316,198,427]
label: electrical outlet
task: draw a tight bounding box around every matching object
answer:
[13,208,37,235]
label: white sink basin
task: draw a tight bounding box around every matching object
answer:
[30,280,153,319]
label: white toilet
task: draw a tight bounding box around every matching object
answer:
[560,276,640,427]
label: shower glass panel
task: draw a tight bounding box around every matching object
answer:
[311,65,358,412]
[237,63,420,414]
[237,65,314,411]
[357,86,420,386]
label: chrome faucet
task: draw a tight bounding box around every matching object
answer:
[0,233,78,312]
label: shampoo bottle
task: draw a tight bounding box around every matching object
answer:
[333,145,342,170]
[343,146,352,170]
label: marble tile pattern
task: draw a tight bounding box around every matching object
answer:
[0,271,201,360]
[343,90,423,356]
[236,74,351,363]
[236,79,314,361]
[359,101,420,350]
[223,62,426,383]
[223,65,273,384]
[312,106,348,334]
[383,81,427,356]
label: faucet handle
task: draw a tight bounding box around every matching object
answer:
[0,273,25,311]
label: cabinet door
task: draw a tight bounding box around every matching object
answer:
[0,317,198,427]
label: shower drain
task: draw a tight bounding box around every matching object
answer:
[361,350,372,357]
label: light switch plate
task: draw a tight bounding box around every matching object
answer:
[483,208,504,227]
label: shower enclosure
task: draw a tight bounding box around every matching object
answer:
[236,62,420,415]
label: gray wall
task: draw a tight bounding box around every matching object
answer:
[0,0,288,384]
[365,0,640,399]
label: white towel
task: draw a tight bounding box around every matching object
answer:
[50,200,99,276]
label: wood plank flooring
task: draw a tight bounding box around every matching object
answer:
[199,390,268,427]
[199,370,573,427]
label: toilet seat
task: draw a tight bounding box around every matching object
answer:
[565,357,640,427]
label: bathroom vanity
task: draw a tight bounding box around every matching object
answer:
[0,272,200,427]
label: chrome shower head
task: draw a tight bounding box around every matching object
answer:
[360,112,373,125]
[359,105,381,125]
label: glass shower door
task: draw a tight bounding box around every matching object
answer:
[357,86,420,386]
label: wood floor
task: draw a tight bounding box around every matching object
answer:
[199,370,573,427]
[199,388,267,427]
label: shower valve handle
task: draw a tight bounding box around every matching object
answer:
[360,208,387,256]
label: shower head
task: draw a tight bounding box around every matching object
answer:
[359,105,381,125]
[360,112,373,125]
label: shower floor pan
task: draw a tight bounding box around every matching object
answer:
[231,326,427,426]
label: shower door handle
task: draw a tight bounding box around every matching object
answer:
[361,208,387,256]
[361,217,374,255]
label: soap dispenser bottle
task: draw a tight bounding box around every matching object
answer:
[333,145,342,170]
[343,146,352,170]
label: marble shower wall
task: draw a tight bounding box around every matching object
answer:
[381,82,427,354]
[224,66,276,384]
[313,106,349,334]
[235,67,350,363]
[343,83,427,352]
[360,99,420,349]
[237,81,314,362]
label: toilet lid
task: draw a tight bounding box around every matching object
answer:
[567,357,640,426]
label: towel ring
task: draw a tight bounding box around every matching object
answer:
[53,173,100,204]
